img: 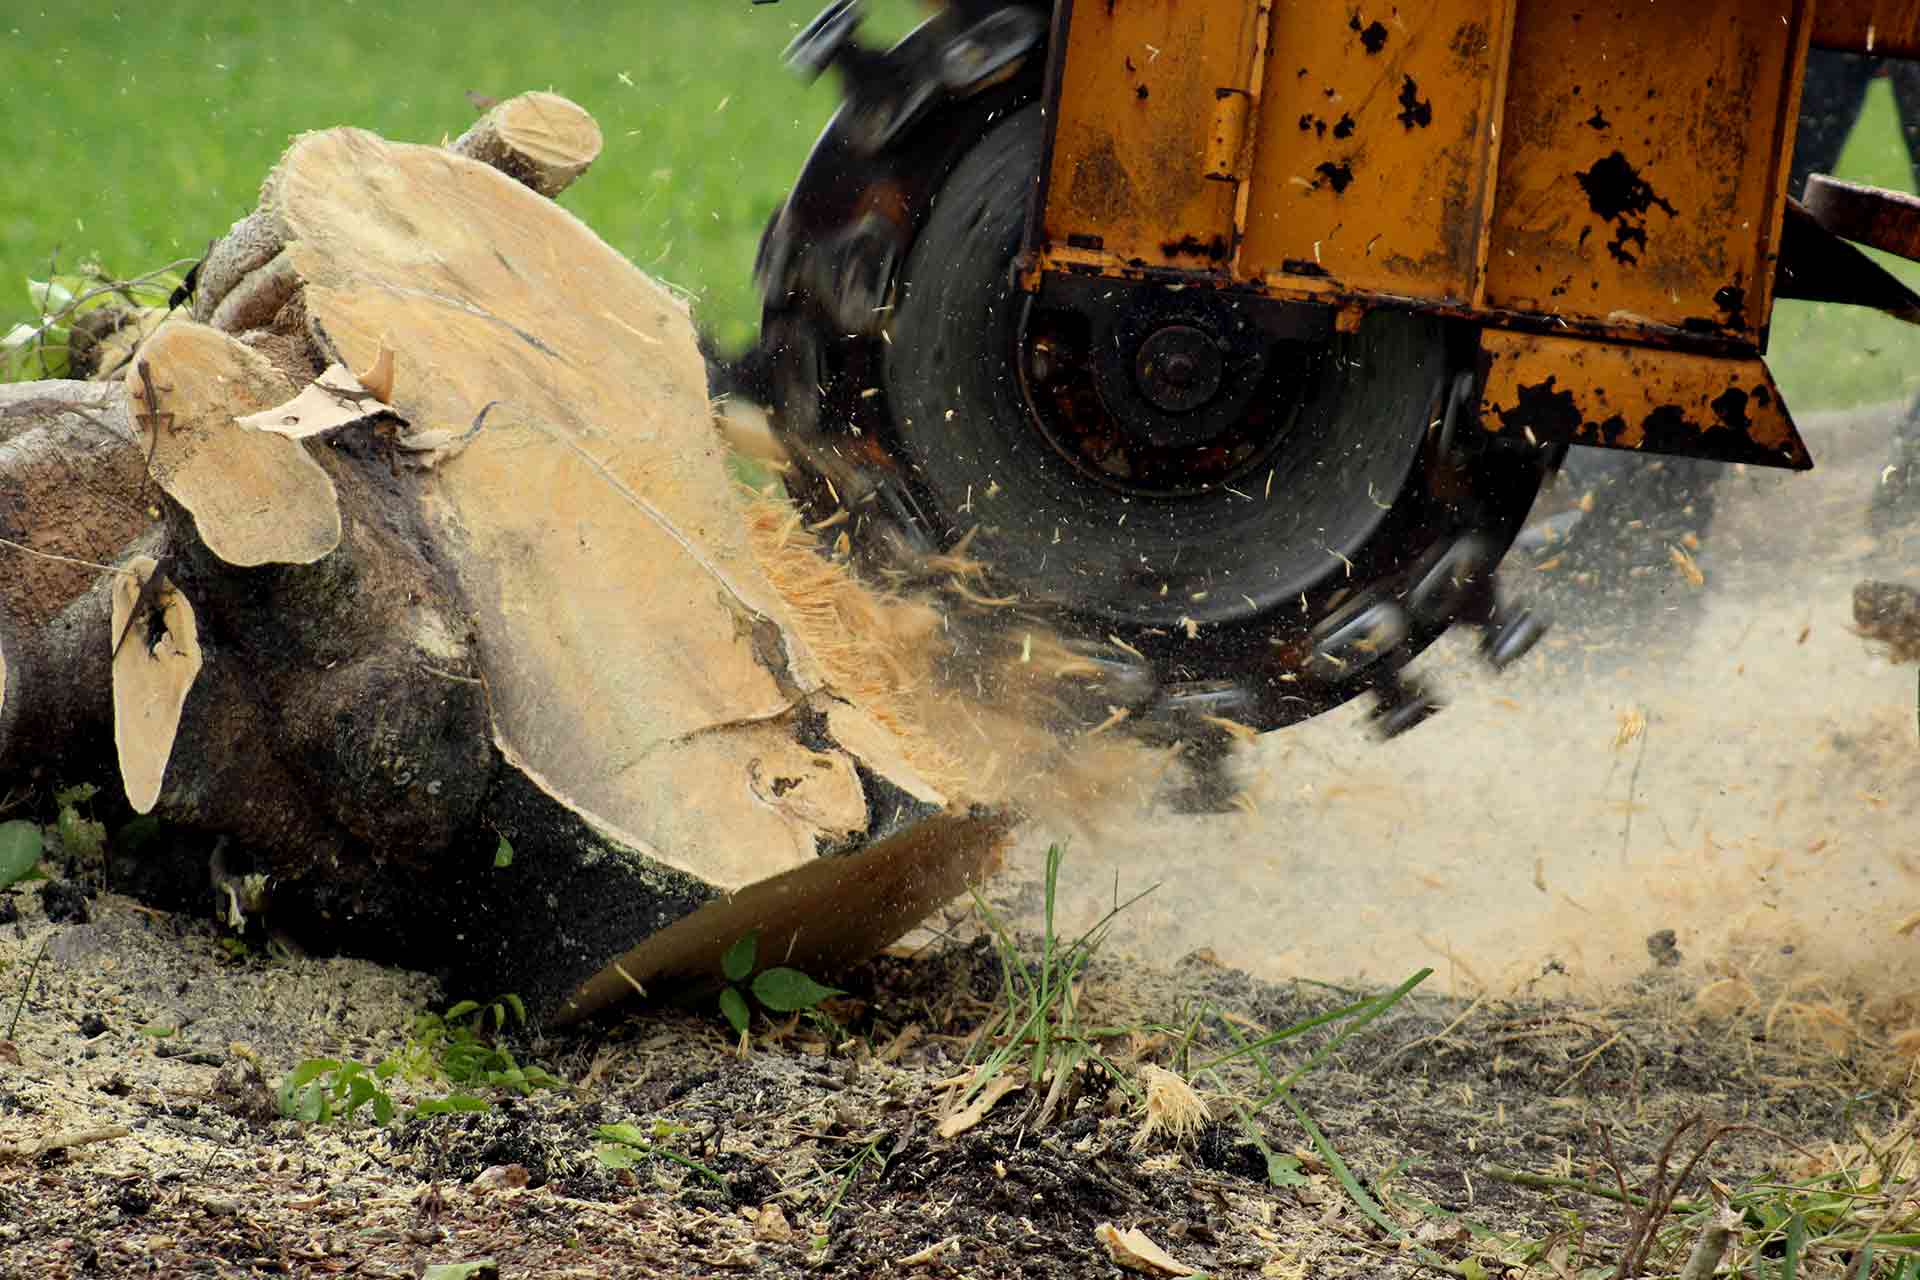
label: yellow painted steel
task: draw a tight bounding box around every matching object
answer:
[1037,0,1264,272]
[1478,331,1812,470]
[1039,1,1812,342]
[1238,1,1516,305]
[1025,0,1920,467]
[1482,2,1809,344]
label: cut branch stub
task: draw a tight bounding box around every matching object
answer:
[111,555,202,814]
[449,90,604,198]
[133,321,342,567]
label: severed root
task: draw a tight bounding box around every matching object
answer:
[1855,580,1920,664]
[0,1125,131,1160]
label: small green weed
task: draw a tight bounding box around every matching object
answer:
[964,842,1156,1117]
[592,1120,727,1188]
[277,993,561,1127]
[0,781,127,890]
[51,784,107,864]
[717,929,844,1041]
[1481,1112,1920,1279]
[0,820,42,891]
[0,258,189,382]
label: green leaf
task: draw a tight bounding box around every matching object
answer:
[27,278,73,313]
[413,1094,492,1117]
[722,930,758,982]
[137,1024,177,1038]
[371,1093,395,1126]
[52,783,98,808]
[501,993,526,1025]
[284,1058,342,1088]
[343,1074,380,1118]
[1781,1210,1804,1280]
[445,1000,481,1021]
[1266,1153,1310,1188]
[421,1264,499,1280]
[0,821,43,888]
[596,1122,652,1147]
[493,835,514,868]
[751,966,844,1013]
[282,1080,330,1124]
[594,1143,645,1170]
[719,985,751,1036]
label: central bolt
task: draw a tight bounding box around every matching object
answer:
[1134,324,1224,414]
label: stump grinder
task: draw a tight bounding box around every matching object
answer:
[747,0,1920,740]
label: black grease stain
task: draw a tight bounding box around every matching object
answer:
[1361,22,1389,53]
[1161,234,1230,262]
[1314,161,1355,194]
[1713,278,1747,330]
[1586,108,1611,131]
[1495,377,1582,442]
[1638,405,1701,455]
[1499,377,1792,467]
[1136,84,1149,101]
[1709,387,1751,432]
[1396,76,1433,129]
[1299,112,1328,138]
[1575,151,1677,266]
[1281,259,1332,278]
[1332,112,1357,139]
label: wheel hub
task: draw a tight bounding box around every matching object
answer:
[1134,325,1223,418]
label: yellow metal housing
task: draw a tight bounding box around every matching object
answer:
[1024,0,1920,470]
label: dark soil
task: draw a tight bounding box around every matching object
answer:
[0,883,1904,1278]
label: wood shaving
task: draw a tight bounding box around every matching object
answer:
[1095,1222,1200,1276]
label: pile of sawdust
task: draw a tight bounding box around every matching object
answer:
[740,487,1190,832]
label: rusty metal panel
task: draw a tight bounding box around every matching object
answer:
[1237,1,1516,302]
[1483,1,1810,344]
[1812,0,1920,55]
[1477,331,1811,470]
[1036,0,1265,273]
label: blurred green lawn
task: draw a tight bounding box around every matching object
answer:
[3,5,1918,411]
[0,0,924,354]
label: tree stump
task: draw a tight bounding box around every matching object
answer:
[0,93,1011,1026]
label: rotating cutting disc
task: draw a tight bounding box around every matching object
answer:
[751,4,1549,733]
[885,104,1450,643]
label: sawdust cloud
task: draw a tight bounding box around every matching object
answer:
[738,396,1920,1032]
[741,490,1194,832]
[993,400,1920,1023]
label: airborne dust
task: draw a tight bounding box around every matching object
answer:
[1009,396,1920,1019]
[754,382,1920,1025]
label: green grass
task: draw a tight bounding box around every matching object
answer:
[1770,76,1920,413]
[0,0,925,354]
[3,5,1916,405]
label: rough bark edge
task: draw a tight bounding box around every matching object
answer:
[449,91,603,198]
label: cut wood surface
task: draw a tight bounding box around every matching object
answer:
[448,89,603,198]
[0,92,1011,1025]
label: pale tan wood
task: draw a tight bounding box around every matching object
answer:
[449,90,604,198]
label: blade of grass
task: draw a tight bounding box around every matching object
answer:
[1278,1085,1467,1277]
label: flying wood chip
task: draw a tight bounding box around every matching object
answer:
[110,555,202,815]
